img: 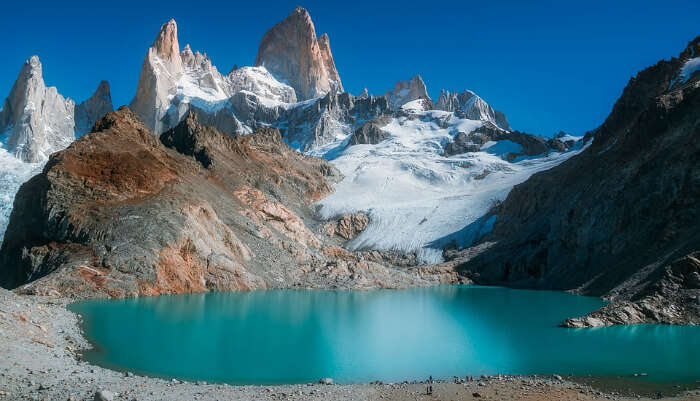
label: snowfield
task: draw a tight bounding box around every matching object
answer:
[0,140,44,242]
[313,110,588,263]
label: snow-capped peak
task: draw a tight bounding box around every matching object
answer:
[436,89,510,130]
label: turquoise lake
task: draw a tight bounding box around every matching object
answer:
[70,285,700,385]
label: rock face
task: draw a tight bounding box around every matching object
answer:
[442,122,565,158]
[75,80,113,136]
[436,89,510,130]
[347,115,392,146]
[452,37,700,326]
[255,7,343,101]
[0,108,458,297]
[322,213,370,240]
[0,56,112,163]
[129,19,185,133]
[0,56,74,163]
[562,252,700,327]
[386,75,431,110]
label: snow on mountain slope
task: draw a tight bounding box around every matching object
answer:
[671,56,700,87]
[314,109,588,263]
[436,89,510,130]
[0,139,43,242]
[229,66,297,104]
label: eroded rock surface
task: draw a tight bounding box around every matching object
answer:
[322,213,370,240]
[0,109,458,298]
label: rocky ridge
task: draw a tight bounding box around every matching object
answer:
[0,108,458,297]
[448,37,700,326]
[386,75,432,110]
[436,89,510,130]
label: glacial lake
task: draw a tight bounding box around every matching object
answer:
[70,285,700,385]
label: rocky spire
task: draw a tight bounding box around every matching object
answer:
[386,75,431,109]
[254,7,343,100]
[0,56,76,163]
[153,19,182,73]
[130,19,185,133]
[317,33,342,93]
[75,80,114,136]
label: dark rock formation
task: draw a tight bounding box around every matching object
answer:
[562,252,700,327]
[442,122,558,157]
[347,115,392,146]
[0,108,458,297]
[451,37,700,326]
[443,132,481,156]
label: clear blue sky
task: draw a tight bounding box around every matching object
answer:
[1,0,698,135]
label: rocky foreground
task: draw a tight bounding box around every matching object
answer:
[1,288,698,401]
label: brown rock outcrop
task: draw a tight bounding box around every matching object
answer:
[322,213,370,240]
[0,109,457,298]
[255,7,343,100]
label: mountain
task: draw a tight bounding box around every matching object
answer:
[255,6,343,101]
[128,12,359,151]
[0,7,654,314]
[0,109,458,297]
[0,56,112,245]
[75,80,113,136]
[448,37,700,326]
[0,56,111,163]
[386,75,431,110]
[436,89,510,130]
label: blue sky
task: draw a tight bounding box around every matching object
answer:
[1,0,698,135]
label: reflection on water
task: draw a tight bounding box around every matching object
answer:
[70,285,700,384]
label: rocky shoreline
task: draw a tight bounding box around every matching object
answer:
[1,287,699,401]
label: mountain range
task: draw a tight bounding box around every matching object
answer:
[0,7,697,326]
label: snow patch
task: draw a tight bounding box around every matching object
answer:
[0,134,43,241]
[670,56,700,88]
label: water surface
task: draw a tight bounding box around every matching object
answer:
[70,285,700,384]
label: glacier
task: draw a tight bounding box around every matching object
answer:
[313,108,589,263]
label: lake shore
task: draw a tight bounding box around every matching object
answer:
[1,288,698,401]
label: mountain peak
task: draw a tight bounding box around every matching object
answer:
[0,56,86,162]
[20,55,42,80]
[75,80,114,135]
[152,18,181,70]
[435,89,509,130]
[387,75,431,109]
[254,8,343,100]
